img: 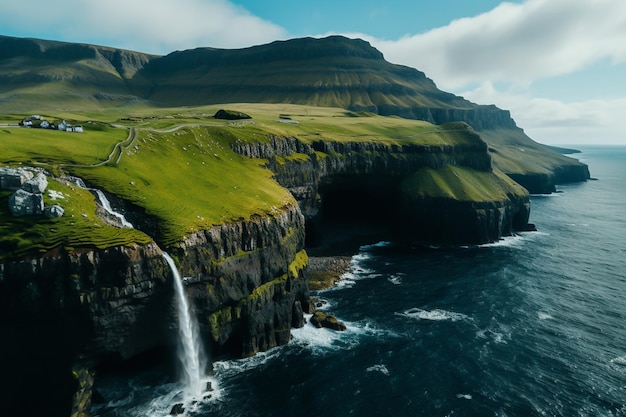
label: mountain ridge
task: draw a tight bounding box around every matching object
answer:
[0,33,589,192]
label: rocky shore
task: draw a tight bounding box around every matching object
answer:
[306,256,353,290]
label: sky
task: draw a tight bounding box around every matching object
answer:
[2,0,626,146]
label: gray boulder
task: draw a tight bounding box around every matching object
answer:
[44,204,65,219]
[8,189,44,216]
[22,173,48,193]
[0,167,33,190]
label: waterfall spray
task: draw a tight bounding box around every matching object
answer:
[163,252,208,397]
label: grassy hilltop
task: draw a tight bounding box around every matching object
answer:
[0,103,528,259]
[0,34,588,190]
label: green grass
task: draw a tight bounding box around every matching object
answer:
[70,125,295,246]
[0,103,524,258]
[401,165,528,202]
[0,122,128,167]
[0,179,151,261]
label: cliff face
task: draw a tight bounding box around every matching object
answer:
[0,204,308,416]
[232,127,531,248]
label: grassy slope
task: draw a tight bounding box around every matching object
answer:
[401,165,527,201]
[480,129,584,175]
[0,103,525,259]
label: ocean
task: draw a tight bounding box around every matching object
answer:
[93,146,626,417]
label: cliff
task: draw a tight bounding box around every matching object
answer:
[232,122,531,248]
[0,203,308,416]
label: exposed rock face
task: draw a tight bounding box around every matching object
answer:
[0,167,34,190]
[232,128,531,247]
[0,204,308,416]
[44,204,65,218]
[8,188,44,216]
[22,172,48,193]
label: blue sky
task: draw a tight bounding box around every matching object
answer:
[2,0,625,145]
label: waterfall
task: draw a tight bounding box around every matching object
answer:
[68,176,133,228]
[163,252,208,397]
[93,189,134,228]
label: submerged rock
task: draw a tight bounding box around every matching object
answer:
[170,403,185,415]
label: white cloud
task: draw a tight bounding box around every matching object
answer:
[1,0,287,53]
[462,82,626,145]
[353,0,626,145]
[370,0,626,90]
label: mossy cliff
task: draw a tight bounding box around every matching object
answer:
[233,123,531,247]
[0,203,308,416]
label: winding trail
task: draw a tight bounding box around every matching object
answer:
[29,121,470,170]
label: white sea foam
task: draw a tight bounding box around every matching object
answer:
[395,308,471,322]
[537,312,553,320]
[213,347,286,378]
[360,241,393,250]
[366,364,390,376]
[387,275,403,285]
[325,251,377,291]
[290,316,346,350]
[609,355,626,370]
[479,234,526,248]
[476,326,511,344]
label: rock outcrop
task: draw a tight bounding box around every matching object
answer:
[8,188,44,216]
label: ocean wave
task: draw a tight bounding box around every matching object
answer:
[387,274,403,285]
[213,347,286,377]
[537,312,553,320]
[366,364,390,376]
[609,355,626,373]
[360,241,393,251]
[93,377,222,417]
[479,234,527,248]
[395,308,471,322]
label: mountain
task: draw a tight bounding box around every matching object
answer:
[0,34,589,191]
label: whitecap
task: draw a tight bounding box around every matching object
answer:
[387,275,403,285]
[366,364,390,376]
[610,356,626,367]
[290,315,394,356]
[537,312,553,320]
[289,316,346,351]
[395,308,471,322]
[479,234,526,248]
[213,348,285,377]
[360,241,392,250]
[456,393,473,400]
[476,327,510,344]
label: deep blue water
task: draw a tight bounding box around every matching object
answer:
[94,146,626,417]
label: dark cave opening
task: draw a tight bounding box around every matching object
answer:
[305,175,402,254]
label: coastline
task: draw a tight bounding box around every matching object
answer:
[306,256,353,291]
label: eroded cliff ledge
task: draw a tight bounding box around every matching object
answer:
[232,123,531,249]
